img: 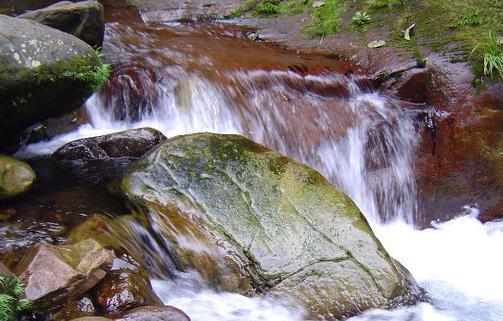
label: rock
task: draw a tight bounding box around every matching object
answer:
[116,306,190,321]
[0,155,36,199]
[100,0,242,23]
[52,295,97,321]
[54,128,166,161]
[15,239,113,309]
[0,261,13,276]
[19,1,105,47]
[115,133,421,319]
[93,269,163,316]
[0,14,108,147]
[0,0,61,15]
[69,317,113,321]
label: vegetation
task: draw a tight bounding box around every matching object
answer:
[352,11,371,25]
[472,30,503,79]
[366,0,402,9]
[302,0,341,37]
[0,275,30,321]
[228,0,503,81]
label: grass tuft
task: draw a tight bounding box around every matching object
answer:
[0,275,31,321]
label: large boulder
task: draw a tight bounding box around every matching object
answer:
[0,155,36,199]
[15,239,113,310]
[0,0,60,15]
[0,14,108,147]
[115,133,421,319]
[19,1,105,47]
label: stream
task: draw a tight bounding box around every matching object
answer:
[15,10,503,321]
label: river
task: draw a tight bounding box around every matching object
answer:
[16,12,503,321]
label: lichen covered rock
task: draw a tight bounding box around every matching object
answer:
[0,155,36,199]
[116,133,421,319]
[0,14,109,147]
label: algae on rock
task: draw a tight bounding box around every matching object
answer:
[115,132,422,319]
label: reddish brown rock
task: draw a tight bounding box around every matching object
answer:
[116,306,190,321]
[93,269,162,316]
[15,239,113,309]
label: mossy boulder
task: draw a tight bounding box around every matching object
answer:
[0,14,109,147]
[0,155,36,199]
[115,133,421,319]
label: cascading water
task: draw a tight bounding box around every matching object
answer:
[17,16,503,321]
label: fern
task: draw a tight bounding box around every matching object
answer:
[0,275,31,321]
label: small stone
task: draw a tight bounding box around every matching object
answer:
[367,40,386,48]
[312,1,325,8]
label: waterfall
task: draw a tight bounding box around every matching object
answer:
[16,19,503,321]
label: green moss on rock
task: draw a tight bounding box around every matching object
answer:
[116,133,421,319]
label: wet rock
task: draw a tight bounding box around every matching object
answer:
[100,0,242,23]
[52,128,166,183]
[54,128,166,161]
[115,133,421,319]
[19,0,105,47]
[0,261,13,276]
[52,295,97,321]
[116,306,190,321]
[0,155,36,199]
[0,14,107,147]
[15,239,113,310]
[70,317,113,321]
[93,269,162,316]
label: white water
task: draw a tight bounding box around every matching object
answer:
[17,23,503,321]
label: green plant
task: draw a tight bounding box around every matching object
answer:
[302,0,341,37]
[367,0,402,9]
[0,275,30,321]
[253,1,281,16]
[471,30,503,79]
[451,9,483,28]
[352,11,371,25]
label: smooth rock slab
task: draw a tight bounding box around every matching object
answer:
[116,133,421,319]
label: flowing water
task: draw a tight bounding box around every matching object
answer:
[17,13,503,321]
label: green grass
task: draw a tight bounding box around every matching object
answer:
[367,0,402,9]
[0,275,30,321]
[472,30,503,79]
[302,0,342,37]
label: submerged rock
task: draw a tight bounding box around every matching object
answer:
[116,306,190,321]
[15,239,113,310]
[19,0,105,47]
[93,269,163,316]
[54,128,166,161]
[0,14,108,147]
[115,133,421,319]
[0,155,36,199]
